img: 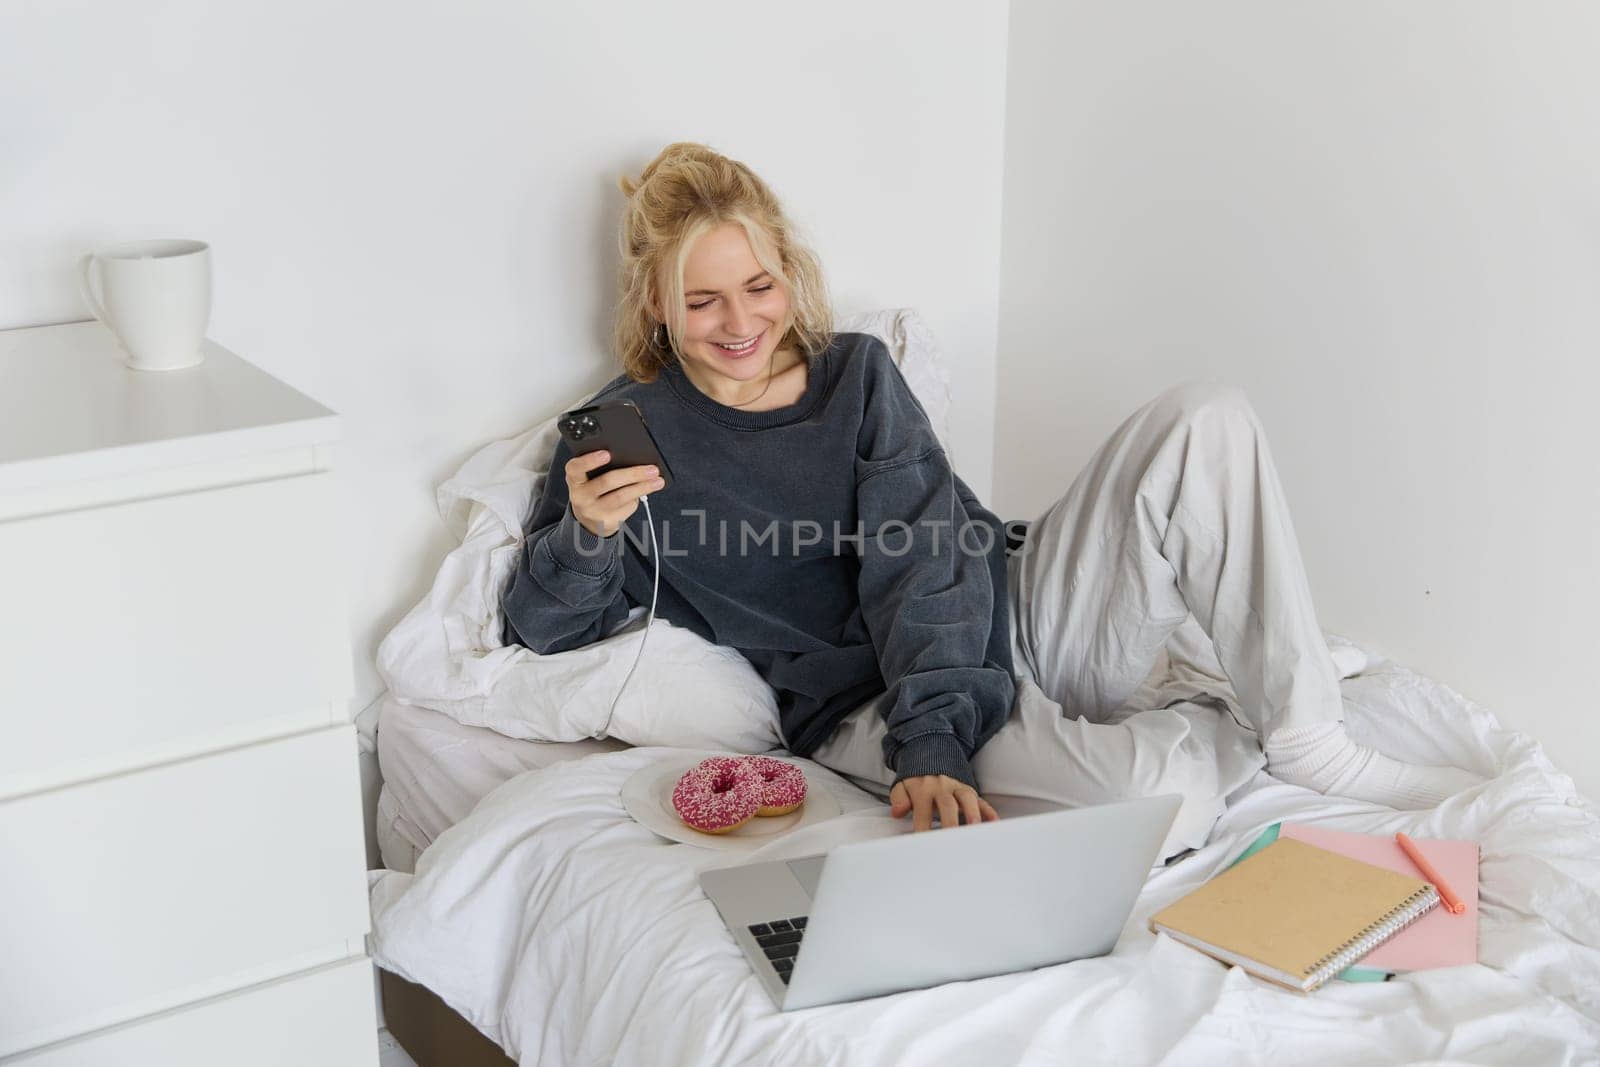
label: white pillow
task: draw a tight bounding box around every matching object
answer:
[374,308,951,754]
[474,610,784,752]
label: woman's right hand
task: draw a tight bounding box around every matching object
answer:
[567,450,665,538]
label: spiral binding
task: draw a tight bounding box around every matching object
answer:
[1304,885,1441,990]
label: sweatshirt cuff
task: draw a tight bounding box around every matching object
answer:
[542,506,622,577]
[890,732,977,791]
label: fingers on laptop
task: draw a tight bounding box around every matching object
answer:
[893,777,1000,831]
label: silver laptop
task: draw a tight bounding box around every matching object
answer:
[696,792,1182,1011]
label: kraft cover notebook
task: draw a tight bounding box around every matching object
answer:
[1279,823,1479,971]
[1149,837,1441,993]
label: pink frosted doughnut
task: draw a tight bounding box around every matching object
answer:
[672,756,762,834]
[743,755,808,816]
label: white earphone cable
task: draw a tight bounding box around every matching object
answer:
[597,493,660,739]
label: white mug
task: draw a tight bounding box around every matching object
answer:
[78,239,212,371]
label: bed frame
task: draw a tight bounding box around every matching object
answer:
[380,967,517,1067]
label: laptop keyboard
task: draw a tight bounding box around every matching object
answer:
[747,916,808,984]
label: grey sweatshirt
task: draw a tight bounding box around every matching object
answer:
[500,332,1017,791]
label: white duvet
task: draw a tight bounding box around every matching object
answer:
[369,644,1600,1066]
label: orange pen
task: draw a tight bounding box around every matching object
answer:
[1395,831,1467,914]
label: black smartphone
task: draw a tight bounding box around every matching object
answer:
[557,400,674,492]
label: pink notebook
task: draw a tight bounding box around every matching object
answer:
[1279,823,1479,971]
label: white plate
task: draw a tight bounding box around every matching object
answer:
[620,750,843,851]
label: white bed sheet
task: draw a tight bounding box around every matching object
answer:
[370,644,1600,1066]
[375,694,630,872]
[371,612,1267,873]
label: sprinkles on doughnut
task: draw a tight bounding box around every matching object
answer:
[742,755,808,816]
[671,756,763,834]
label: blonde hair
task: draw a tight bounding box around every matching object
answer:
[614,143,832,382]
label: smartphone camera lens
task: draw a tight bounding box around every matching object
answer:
[561,418,584,440]
[579,416,599,432]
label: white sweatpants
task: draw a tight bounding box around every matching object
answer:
[810,382,1344,860]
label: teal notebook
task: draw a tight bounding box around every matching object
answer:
[1224,822,1392,983]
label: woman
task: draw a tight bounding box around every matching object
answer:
[501,142,1484,844]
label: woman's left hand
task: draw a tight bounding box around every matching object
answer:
[889,774,1000,832]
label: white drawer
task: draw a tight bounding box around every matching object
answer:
[8,957,378,1067]
[0,726,372,1057]
[0,471,354,797]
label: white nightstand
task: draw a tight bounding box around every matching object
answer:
[0,322,378,1065]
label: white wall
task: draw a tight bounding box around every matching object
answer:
[996,1,1600,800]
[2,2,1010,746]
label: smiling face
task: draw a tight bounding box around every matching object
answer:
[663,222,796,404]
